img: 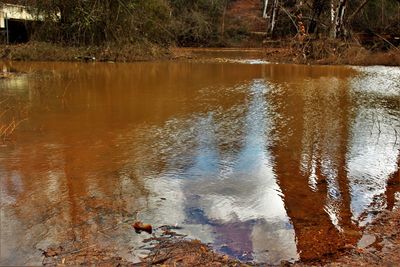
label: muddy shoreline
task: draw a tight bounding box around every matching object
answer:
[297,207,400,266]
[40,206,400,266]
[1,42,399,66]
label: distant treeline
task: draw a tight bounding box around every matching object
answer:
[265,0,400,40]
[28,0,231,46]
[18,0,400,47]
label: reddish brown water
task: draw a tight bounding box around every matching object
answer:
[0,60,399,265]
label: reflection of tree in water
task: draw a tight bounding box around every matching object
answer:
[347,86,400,225]
[386,153,400,211]
[0,127,150,265]
[1,63,399,265]
[173,80,298,263]
[259,65,400,261]
[141,67,399,263]
[267,75,361,261]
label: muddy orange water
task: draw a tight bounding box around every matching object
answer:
[0,59,399,265]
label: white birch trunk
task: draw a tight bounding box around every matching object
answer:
[263,0,269,18]
[332,0,347,38]
[270,0,279,34]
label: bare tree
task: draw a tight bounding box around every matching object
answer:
[347,0,370,23]
[308,0,328,34]
[269,0,279,35]
[332,0,347,38]
[263,0,270,18]
[331,0,336,25]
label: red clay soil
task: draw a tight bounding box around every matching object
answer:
[135,235,247,267]
[227,0,266,32]
[294,208,400,267]
[40,208,400,266]
[41,231,249,266]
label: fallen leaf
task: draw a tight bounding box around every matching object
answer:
[133,221,152,234]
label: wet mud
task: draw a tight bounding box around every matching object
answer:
[329,208,400,266]
[40,206,400,266]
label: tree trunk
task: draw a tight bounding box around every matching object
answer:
[331,0,336,25]
[263,0,269,18]
[221,0,228,37]
[332,0,347,38]
[269,0,279,35]
[308,0,327,35]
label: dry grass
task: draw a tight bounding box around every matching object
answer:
[0,42,170,62]
[318,46,400,66]
[0,40,398,66]
[290,38,400,66]
[352,49,400,66]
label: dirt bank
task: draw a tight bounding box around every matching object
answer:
[295,208,400,267]
[41,228,249,266]
[39,207,400,266]
[142,208,400,266]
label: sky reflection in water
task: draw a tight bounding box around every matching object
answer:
[0,62,399,265]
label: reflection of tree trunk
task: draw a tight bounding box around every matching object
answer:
[335,84,355,234]
[63,147,82,243]
[268,80,359,261]
[386,153,400,211]
[270,106,345,260]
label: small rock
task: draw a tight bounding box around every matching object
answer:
[357,234,376,249]
[280,260,291,266]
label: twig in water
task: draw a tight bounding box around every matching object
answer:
[0,97,9,105]
[1,118,27,141]
[377,119,381,134]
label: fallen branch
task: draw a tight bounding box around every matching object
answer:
[373,33,400,52]
[347,0,370,23]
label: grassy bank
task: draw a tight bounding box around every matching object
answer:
[0,42,170,62]
[0,41,399,66]
[315,48,400,66]
[293,39,400,66]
